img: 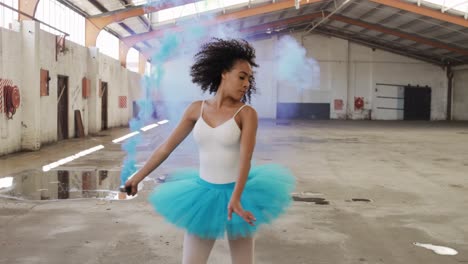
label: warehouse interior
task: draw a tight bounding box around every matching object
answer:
[0,0,467,263]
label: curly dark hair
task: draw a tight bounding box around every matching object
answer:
[190,38,258,103]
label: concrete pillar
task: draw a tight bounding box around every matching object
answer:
[120,69,129,126]
[0,28,6,148]
[138,54,146,75]
[87,47,100,133]
[119,41,130,68]
[85,20,101,47]
[21,20,41,150]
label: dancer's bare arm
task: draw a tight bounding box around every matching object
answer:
[228,106,258,225]
[125,101,202,195]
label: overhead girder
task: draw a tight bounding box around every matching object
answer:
[368,0,468,28]
[85,0,200,46]
[122,0,324,48]
[330,14,468,56]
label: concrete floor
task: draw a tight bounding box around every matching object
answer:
[1,120,468,264]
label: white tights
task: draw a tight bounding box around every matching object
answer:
[182,232,254,264]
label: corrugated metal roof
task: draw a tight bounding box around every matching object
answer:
[59,0,468,65]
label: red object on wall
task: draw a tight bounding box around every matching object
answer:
[40,69,50,96]
[354,97,364,110]
[1,79,21,119]
[82,77,91,98]
[10,86,20,108]
[2,84,20,119]
[0,78,12,113]
[334,99,343,111]
[119,96,127,108]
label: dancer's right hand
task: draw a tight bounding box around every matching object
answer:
[124,178,139,196]
[228,199,256,226]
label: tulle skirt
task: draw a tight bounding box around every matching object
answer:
[148,164,295,239]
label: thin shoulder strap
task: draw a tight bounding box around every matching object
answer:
[200,100,205,117]
[233,104,248,118]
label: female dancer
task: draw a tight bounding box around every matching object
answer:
[125,38,294,264]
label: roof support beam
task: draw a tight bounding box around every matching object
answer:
[122,0,323,47]
[368,0,468,27]
[85,0,199,46]
[140,12,324,58]
[119,41,131,68]
[88,0,199,28]
[129,4,468,59]
[139,54,147,75]
[241,12,323,35]
[331,14,468,56]
[85,20,102,47]
[332,15,468,56]
[18,0,40,21]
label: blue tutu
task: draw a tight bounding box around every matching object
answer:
[148,164,295,239]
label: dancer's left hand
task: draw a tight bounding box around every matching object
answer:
[228,199,256,226]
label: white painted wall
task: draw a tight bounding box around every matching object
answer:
[98,54,132,128]
[0,27,23,154]
[251,37,277,119]
[0,21,142,156]
[300,33,446,120]
[453,68,468,120]
[366,46,447,120]
[39,29,90,143]
[21,22,41,151]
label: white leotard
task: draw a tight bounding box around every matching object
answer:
[193,100,248,184]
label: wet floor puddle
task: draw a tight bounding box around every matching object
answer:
[291,192,373,205]
[0,170,134,201]
[349,198,372,202]
[293,196,330,205]
[292,192,330,205]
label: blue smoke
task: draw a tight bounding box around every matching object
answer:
[119,16,213,186]
[120,135,140,184]
[275,35,320,90]
[119,33,182,186]
[120,2,321,186]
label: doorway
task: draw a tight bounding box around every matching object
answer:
[404,86,431,120]
[57,76,69,140]
[101,81,108,130]
[57,170,70,199]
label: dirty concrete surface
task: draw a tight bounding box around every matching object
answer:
[1,120,467,264]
